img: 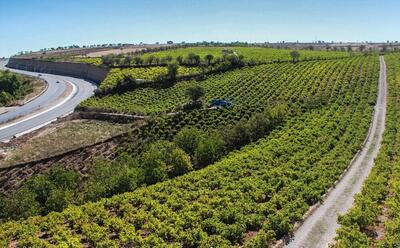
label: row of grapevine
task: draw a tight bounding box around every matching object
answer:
[98,66,202,91]
[140,47,354,63]
[72,47,354,66]
[0,56,380,247]
[81,57,375,115]
[72,57,102,65]
[334,54,400,247]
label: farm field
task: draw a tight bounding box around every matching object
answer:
[98,66,202,92]
[334,53,400,247]
[74,46,354,66]
[0,55,381,247]
[81,57,373,115]
[72,57,102,65]
[140,46,352,63]
[2,0,399,246]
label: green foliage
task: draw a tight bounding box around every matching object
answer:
[0,187,41,220]
[97,66,201,92]
[81,57,369,115]
[290,50,300,63]
[140,46,352,64]
[0,166,80,220]
[334,54,400,246]
[174,127,204,155]
[141,140,193,184]
[83,157,144,201]
[195,131,226,168]
[0,70,33,106]
[167,62,179,80]
[0,55,380,246]
[186,85,205,103]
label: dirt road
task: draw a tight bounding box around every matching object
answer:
[285,56,387,248]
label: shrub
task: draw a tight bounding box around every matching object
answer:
[2,187,41,220]
[174,127,204,155]
[195,131,226,167]
[141,140,193,184]
[186,85,205,103]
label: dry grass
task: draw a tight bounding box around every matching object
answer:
[1,120,131,167]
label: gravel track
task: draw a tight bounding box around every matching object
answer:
[285,56,387,248]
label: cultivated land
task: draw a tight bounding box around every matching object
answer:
[286,56,387,248]
[81,58,365,115]
[4,42,400,247]
[74,46,354,66]
[139,46,351,62]
[0,48,383,246]
[333,53,400,247]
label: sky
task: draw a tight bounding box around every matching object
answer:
[0,0,399,57]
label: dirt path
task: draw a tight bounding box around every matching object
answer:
[285,56,387,248]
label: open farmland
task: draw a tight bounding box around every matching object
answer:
[2,0,400,246]
[333,53,400,247]
[81,56,374,115]
[98,66,202,92]
[140,46,353,63]
[0,54,382,247]
[74,46,354,66]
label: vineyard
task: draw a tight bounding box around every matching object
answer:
[98,66,202,92]
[81,57,374,115]
[72,57,102,65]
[73,46,353,66]
[0,55,381,247]
[334,53,400,247]
[139,46,352,63]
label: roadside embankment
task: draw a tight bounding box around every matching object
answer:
[6,58,109,83]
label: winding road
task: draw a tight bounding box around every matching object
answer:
[286,56,387,248]
[0,59,97,141]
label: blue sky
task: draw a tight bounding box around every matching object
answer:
[0,0,399,57]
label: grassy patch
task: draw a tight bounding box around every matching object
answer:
[2,120,131,167]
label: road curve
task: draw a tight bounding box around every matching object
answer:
[285,56,387,248]
[0,59,97,141]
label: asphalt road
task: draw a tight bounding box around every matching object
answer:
[286,56,387,247]
[0,59,97,141]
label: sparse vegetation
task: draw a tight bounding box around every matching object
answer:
[2,120,131,167]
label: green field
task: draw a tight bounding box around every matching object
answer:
[81,57,369,115]
[334,53,400,247]
[0,55,380,247]
[99,66,202,92]
[141,46,352,63]
[73,46,353,66]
